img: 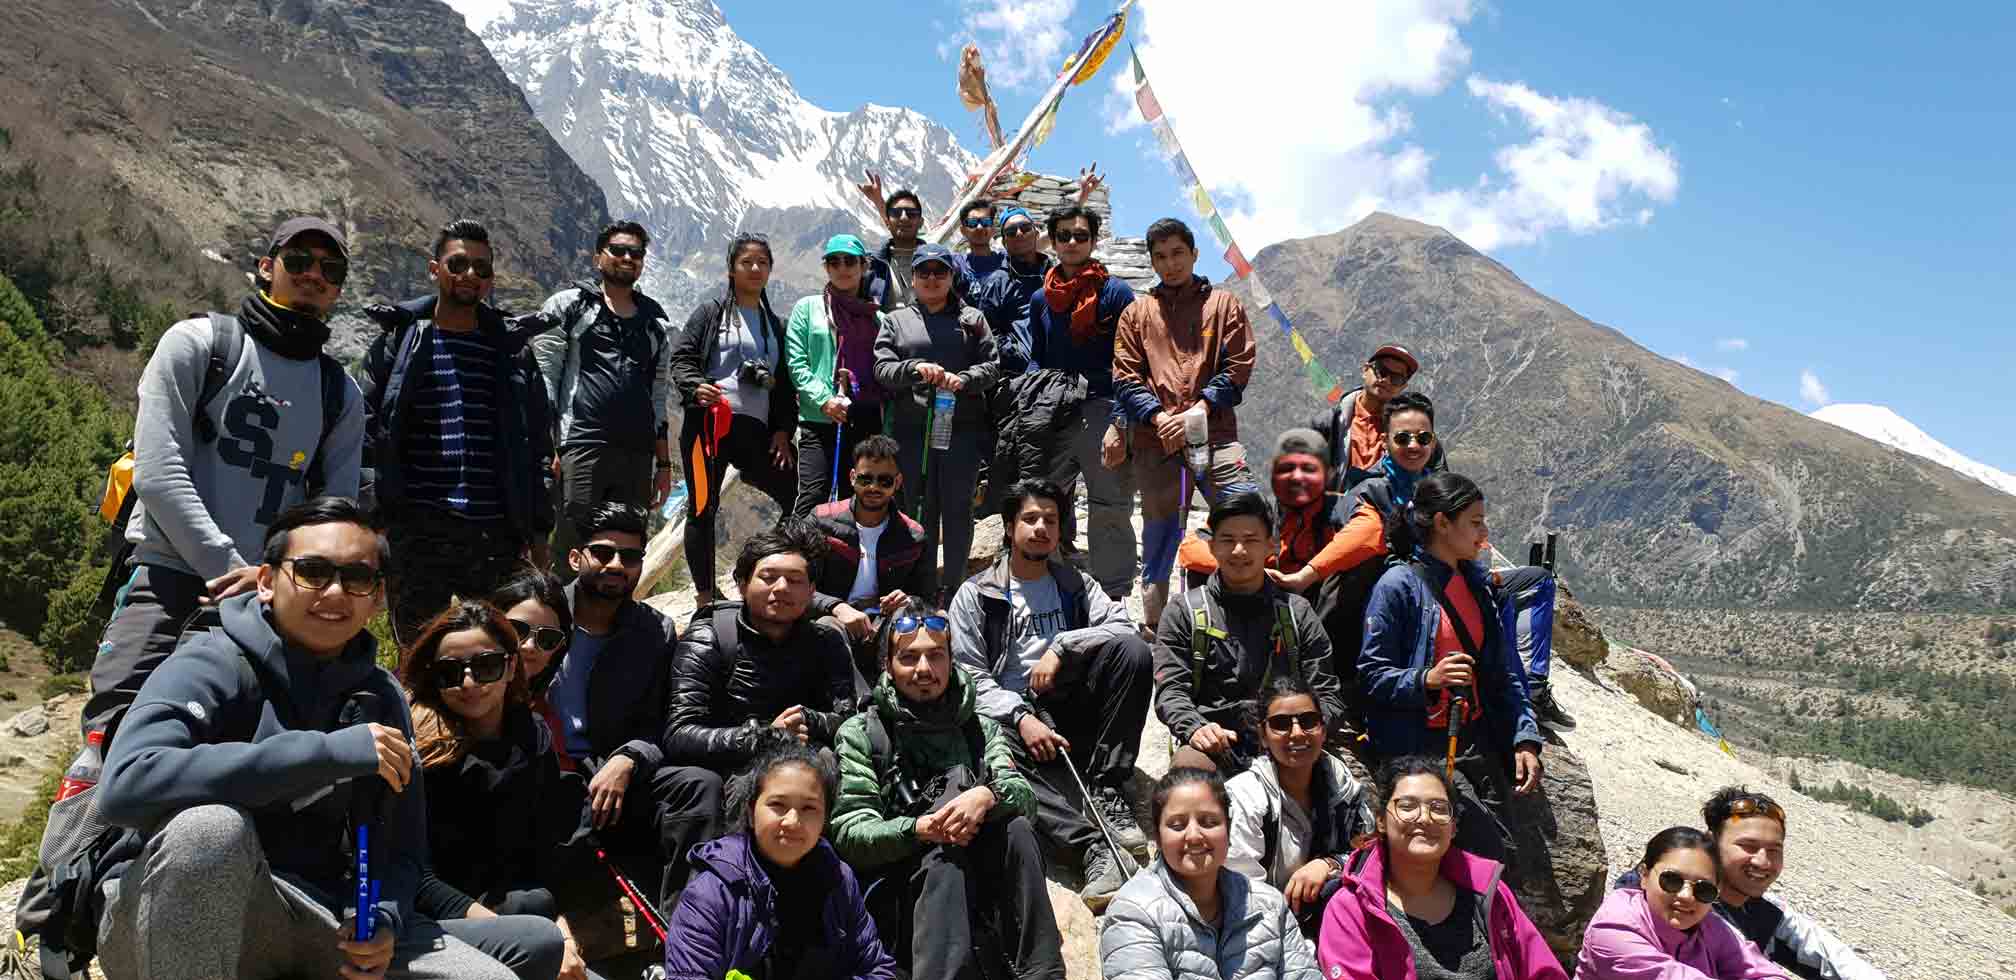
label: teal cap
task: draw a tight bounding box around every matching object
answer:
[823,234,868,258]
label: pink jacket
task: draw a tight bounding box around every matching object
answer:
[1317,843,1567,980]
[1576,887,1792,980]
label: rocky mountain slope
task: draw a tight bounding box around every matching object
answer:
[473,0,980,306]
[1814,403,2016,498]
[1230,213,2016,611]
[0,0,610,317]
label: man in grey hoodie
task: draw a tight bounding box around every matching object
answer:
[96,498,558,980]
[84,216,365,744]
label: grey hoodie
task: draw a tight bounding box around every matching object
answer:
[98,592,424,937]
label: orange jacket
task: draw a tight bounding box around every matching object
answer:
[1112,277,1254,451]
[1177,500,1388,581]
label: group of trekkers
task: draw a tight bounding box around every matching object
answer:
[24,193,1886,980]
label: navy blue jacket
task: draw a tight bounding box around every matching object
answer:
[974,253,1055,373]
[1358,555,1542,762]
[1027,275,1136,403]
[663,832,896,980]
[359,296,555,538]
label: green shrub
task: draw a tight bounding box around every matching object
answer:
[37,673,85,700]
[0,736,70,881]
[38,558,111,673]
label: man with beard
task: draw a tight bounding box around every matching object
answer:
[544,503,716,913]
[533,221,676,569]
[948,479,1152,908]
[1311,343,1439,492]
[82,216,364,744]
[865,186,927,312]
[665,521,858,776]
[973,206,1054,370]
[807,436,931,687]
[359,220,556,642]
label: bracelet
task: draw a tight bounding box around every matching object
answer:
[655,460,673,469]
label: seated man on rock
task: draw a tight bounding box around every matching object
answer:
[805,434,931,687]
[831,598,1065,980]
[96,497,555,980]
[1154,491,1346,774]
[948,478,1154,907]
[666,521,858,773]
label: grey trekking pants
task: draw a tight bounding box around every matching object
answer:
[1032,397,1138,598]
[96,805,557,980]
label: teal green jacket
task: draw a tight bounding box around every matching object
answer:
[785,294,844,424]
[829,667,1033,871]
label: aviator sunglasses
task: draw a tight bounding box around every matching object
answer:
[1656,869,1722,905]
[1391,430,1435,448]
[890,614,950,636]
[278,250,349,286]
[280,556,381,596]
[852,471,898,489]
[442,254,494,279]
[508,618,566,653]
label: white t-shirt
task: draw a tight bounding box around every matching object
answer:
[848,520,887,603]
[998,574,1069,693]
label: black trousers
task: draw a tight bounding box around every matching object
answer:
[678,408,796,590]
[85,563,208,741]
[581,760,724,914]
[385,504,527,645]
[791,399,885,519]
[1007,631,1153,854]
[868,816,1064,980]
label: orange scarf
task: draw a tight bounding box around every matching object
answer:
[1044,259,1110,346]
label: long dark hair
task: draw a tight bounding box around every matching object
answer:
[1406,472,1485,552]
[725,731,839,836]
[488,568,570,692]
[399,599,528,769]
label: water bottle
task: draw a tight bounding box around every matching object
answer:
[659,483,689,522]
[54,729,105,802]
[1181,404,1209,472]
[929,389,956,451]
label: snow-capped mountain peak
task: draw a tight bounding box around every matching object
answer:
[1811,403,2016,498]
[468,0,980,304]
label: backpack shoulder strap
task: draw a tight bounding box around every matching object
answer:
[305,354,348,494]
[1187,588,1213,698]
[710,606,744,700]
[1477,863,1504,942]
[864,708,893,773]
[1409,562,1482,660]
[1274,598,1300,677]
[962,715,990,783]
[1259,803,1281,877]
[193,313,245,444]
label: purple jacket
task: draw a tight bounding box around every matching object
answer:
[1576,886,1792,980]
[663,831,898,980]
[1318,841,1567,980]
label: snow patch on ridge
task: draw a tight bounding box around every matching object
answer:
[1812,403,2016,498]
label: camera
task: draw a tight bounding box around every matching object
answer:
[737,360,773,389]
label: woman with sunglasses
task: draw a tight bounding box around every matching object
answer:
[1578,827,1791,979]
[873,242,1000,598]
[1224,675,1375,938]
[488,569,577,766]
[1317,756,1565,980]
[400,599,599,980]
[1100,767,1321,980]
[785,233,890,517]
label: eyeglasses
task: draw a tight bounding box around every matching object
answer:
[584,542,645,566]
[912,265,952,280]
[1367,362,1412,384]
[603,244,646,260]
[278,250,349,286]
[1656,869,1722,905]
[1388,796,1454,823]
[279,556,381,596]
[442,254,494,280]
[887,207,923,220]
[823,254,863,268]
[1391,430,1435,448]
[852,471,898,489]
[1724,797,1787,825]
[431,649,512,690]
[1053,230,1094,244]
[890,614,950,636]
[963,217,994,229]
[508,618,566,653]
[1002,223,1037,237]
[1264,711,1323,735]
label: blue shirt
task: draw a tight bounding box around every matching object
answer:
[399,328,503,520]
[549,628,607,758]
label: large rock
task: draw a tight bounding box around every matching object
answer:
[1051,879,1102,980]
[8,706,48,738]
[1552,590,1609,673]
[1597,647,1695,727]
[1502,741,1609,966]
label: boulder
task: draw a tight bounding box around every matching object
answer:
[8,706,48,738]
[1050,879,1102,980]
[1598,647,1694,727]
[1501,741,1610,967]
[1552,591,1609,673]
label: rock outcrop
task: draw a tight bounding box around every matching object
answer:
[1598,646,1696,727]
[1552,590,1610,673]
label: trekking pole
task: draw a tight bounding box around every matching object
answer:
[1444,693,1468,781]
[829,373,859,504]
[594,846,669,946]
[1037,707,1142,877]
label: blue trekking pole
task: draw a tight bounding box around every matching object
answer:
[829,373,858,504]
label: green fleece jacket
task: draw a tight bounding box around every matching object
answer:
[829,667,1033,871]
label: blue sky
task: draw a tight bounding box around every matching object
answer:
[464,0,2016,471]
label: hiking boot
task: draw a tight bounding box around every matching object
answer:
[1531,679,1577,732]
[1095,787,1149,852]
[1080,843,1131,911]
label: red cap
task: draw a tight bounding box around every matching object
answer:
[1369,344,1418,375]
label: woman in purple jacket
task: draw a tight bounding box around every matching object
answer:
[1577,827,1791,980]
[663,736,898,980]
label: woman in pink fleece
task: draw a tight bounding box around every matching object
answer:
[1577,827,1791,980]
[1316,756,1566,980]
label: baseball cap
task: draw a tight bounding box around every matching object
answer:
[267,216,348,258]
[822,234,867,258]
[998,206,1035,228]
[1368,344,1418,375]
[910,243,956,270]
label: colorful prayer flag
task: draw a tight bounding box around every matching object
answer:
[1071,12,1127,85]
[1206,213,1234,250]
[1290,332,1314,361]
[1264,302,1292,335]
[1247,275,1273,310]
[1225,242,1252,279]
[1187,184,1216,219]
[1135,78,1164,122]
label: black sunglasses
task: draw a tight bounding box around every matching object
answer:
[1367,361,1412,384]
[585,542,645,567]
[1002,223,1037,237]
[278,250,349,286]
[1264,711,1323,735]
[963,217,994,229]
[1053,230,1094,244]
[280,556,381,596]
[886,207,923,219]
[603,244,647,260]
[1656,869,1722,905]
[1391,430,1435,448]
[443,254,494,279]
[823,254,863,268]
[912,264,952,279]
[890,614,950,635]
[852,471,898,488]
[508,618,566,653]
[431,649,512,690]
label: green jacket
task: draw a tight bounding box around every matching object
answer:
[784,293,843,424]
[829,666,1033,871]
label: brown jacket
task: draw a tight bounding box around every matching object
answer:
[1112,276,1255,451]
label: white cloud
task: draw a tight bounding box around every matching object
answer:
[1800,369,1832,407]
[1672,353,1697,368]
[945,0,1079,90]
[1715,367,1740,385]
[1715,337,1750,352]
[1108,0,1678,252]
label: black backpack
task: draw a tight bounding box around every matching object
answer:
[860,705,990,820]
